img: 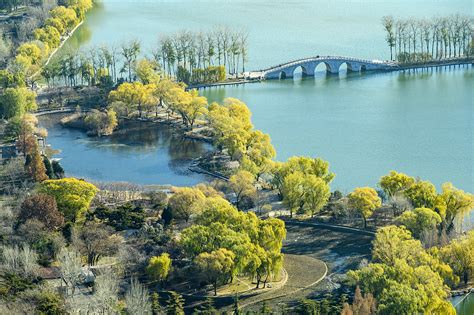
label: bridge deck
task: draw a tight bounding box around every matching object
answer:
[247,55,473,79]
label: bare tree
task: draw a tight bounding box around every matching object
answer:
[121,40,141,82]
[382,16,396,60]
[93,268,120,314]
[1,244,39,277]
[58,247,83,296]
[125,278,152,315]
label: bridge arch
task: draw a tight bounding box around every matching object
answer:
[314,61,332,74]
[259,56,397,79]
[293,65,312,77]
[339,62,353,72]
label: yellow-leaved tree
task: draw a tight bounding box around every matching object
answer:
[348,187,381,229]
[39,178,98,222]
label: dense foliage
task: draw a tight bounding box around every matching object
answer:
[180,195,286,292]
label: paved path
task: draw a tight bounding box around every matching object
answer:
[239,254,327,310]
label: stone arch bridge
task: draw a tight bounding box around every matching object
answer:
[248,56,399,79]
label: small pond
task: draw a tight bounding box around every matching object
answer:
[38,114,212,186]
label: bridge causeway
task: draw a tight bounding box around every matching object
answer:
[246,55,473,80]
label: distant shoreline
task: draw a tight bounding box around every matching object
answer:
[30,20,84,79]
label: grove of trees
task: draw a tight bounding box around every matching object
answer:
[348,225,470,314]
[41,26,246,88]
[158,27,248,79]
[382,14,473,63]
[180,195,286,294]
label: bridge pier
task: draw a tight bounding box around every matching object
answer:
[325,61,343,74]
[301,62,317,76]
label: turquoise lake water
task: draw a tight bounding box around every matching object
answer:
[49,0,472,193]
[44,1,473,311]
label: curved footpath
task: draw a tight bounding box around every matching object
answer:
[30,21,84,79]
[238,254,328,310]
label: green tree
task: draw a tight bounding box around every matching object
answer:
[16,42,43,66]
[439,231,474,285]
[228,170,256,210]
[153,78,179,116]
[198,297,217,315]
[135,58,160,84]
[396,207,442,238]
[241,130,276,179]
[168,187,205,222]
[378,281,423,315]
[296,299,319,315]
[43,156,54,179]
[52,161,65,179]
[39,178,98,222]
[84,109,118,136]
[180,196,285,289]
[348,187,381,229]
[207,98,252,160]
[36,291,67,315]
[273,156,334,198]
[379,170,415,198]
[348,226,456,314]
[146,253,172,285]
[437,182,474,233]
[0,87,37,119]
[259,301,272,314]
[195,248,235,296]
[151,292,161,315]
[166,291,184,315]
[302,175,331,217]
[404,180,437,208]
[50,6,79,32]
[108,82,155,118]
[282,171,305,217]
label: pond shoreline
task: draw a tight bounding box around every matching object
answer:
[38,109,232,184]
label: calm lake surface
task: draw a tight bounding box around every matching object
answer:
[54,0,473,193]
[39,114,212,186]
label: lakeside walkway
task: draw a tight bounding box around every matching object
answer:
[30,21,84,80]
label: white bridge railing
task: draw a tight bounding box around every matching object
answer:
[258,55,397,74]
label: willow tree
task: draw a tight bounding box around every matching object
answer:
[348,187,381,229]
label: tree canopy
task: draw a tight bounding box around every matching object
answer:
[180,196,286,290]
[0,87,37,119]
[349,225,456,315]
[348,187,381,229]
[39,178,98,222]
